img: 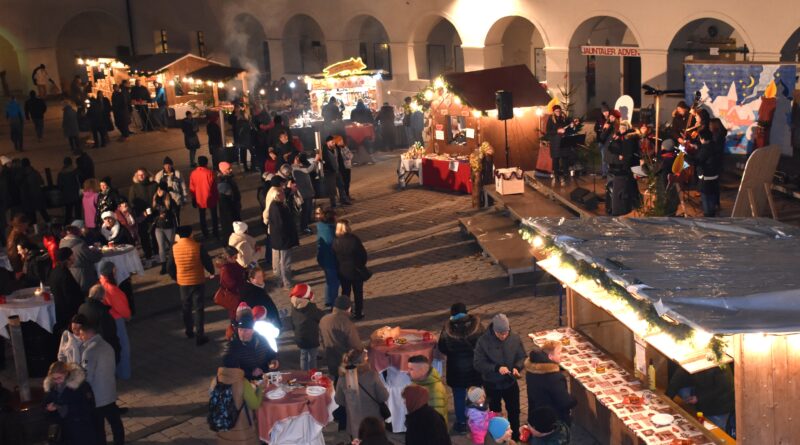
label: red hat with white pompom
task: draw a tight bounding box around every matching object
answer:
[290,283,314,307]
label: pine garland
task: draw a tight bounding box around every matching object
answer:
[520,225,729,363]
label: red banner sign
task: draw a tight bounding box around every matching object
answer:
[580,46,640,57]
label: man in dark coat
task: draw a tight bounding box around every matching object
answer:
[24,90,47,141]
[57,157,82,223]
[666,365,734,429]
[88,91,112,148]
[473,313,526,441]
[76,151,95,184]
[78,284,121,362]
[59,225,103,293]
[19,158,49,224]
[375,102,396,150]
[267,188,298,289]
[216,162,241,241]
[128,168,157,260]
[239,267,281,330]
[402,385,452,445]
[47,248,85,335]
[686,130,721,217]
[131,79,152,132]
[524,341,576,426]
[545,105,570,186]
[222,312,278,380]
[438,302,485,433]
[111,83,130,139]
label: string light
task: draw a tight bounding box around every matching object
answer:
[217,82,224,88]
[424,90,434,101]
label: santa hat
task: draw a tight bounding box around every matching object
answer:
[290,283,313,300]
[235,302,252,321]
[252,305,267,321]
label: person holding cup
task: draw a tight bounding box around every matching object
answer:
[222,308,279,380]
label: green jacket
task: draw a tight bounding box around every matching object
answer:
[415,368,448,427]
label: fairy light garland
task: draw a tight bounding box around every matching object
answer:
[520,225,728,364]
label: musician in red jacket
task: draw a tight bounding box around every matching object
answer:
[189,156,219,239]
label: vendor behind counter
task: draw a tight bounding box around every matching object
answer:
[666,364,735,435]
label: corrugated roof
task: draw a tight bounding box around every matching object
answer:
[444,65,551,111]
[121,53,190,74]
[186,65,245,81]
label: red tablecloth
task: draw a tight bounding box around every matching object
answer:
[345,124,375,145]
[369,329,437,372]
[421,158,472,194]
[257,371,334,442]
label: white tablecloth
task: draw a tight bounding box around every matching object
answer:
[397,158,423,188]
[381,358,443,433]
[265,398,337,444]
[95,245,144,283]
[0,253,12,272]
[0,288,56,339]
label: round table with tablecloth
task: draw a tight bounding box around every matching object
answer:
[95,244,144,283]
[257,371,337,444]
[0,287,55,339]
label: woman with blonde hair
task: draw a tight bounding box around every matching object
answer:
[43,361,99,445]
[334,349,389,438]
[333,219,369,320]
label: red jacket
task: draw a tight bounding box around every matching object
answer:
[189,166,219,209]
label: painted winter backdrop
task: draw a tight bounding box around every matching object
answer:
[685,63,797,155]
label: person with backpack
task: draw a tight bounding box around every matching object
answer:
[208,365,264,444]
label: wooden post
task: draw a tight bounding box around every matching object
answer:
[8,316,31,402]
[734,333,800,444]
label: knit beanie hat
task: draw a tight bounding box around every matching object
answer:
[402,385,429,413]
[488,417,511,440]
[492,313,510,333]
[163,156,173,165]
[232,221,247,235]
[450,302,467,316]
[69,219,85,229]
[334,295,351,310]
[236,302,252,321]
[467,386,485,404]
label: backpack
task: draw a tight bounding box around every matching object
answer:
[207,378,248,432]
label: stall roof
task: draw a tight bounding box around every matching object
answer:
[444,65,551,111]
[186,65,245,82]
[524,217,800,334]
[121,53,205,74]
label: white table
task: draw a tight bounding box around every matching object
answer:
[0,287,55,339]
[95,245,144,283]
[397,158,423,189]
[267,405,337,445]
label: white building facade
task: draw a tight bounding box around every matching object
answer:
[1,0,798,115]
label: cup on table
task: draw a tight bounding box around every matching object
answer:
[42,291,51,302]
[0,295,6,304]
[108,241,115,248]
[311,372,322,382]
[146,208,153,215]
[385,337,395,347]
[267,372,282,385]
[422,332,433,342]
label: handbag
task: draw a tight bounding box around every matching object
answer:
[47,422,63,444]
[358,381,391,421]
[213,287,239,313]
[355,265,373,282]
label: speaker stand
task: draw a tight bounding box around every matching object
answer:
[504,119,510,167]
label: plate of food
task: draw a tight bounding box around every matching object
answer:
[623,395,643,406]
[651,413,675,426]
[266,389,286,400]
[305,386,326,396]
[395,337,408,345]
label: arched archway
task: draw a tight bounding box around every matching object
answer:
[569,16,640,114]
[227,13,270,81]
[484,16,546,76]
[343,15,391,77]
[0,29,23,96]
[411,16,463,80]
[781,28,800,62]
[56,11,127,90]
[282,14,326,74]
[667,18,748,89]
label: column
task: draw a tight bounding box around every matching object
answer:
[326,40,345,64]
[267,39,285,80]
[638,49,668,90]
[751,51,782,62]
[543,46,569,95]
[460,45,485,72]
[483,43,503,69]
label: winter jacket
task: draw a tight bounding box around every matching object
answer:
[333,233,368,282]
[77,299,121,363]
[335,361,390,436]
[80,334,117,407]
[221,332,277,380]
[413,368,448,426]
[76,152,95,184]
[405,403,452,445]
[218,174,242,239]
[95,188,121,223]
[19,167,46,213]
[267,200,298,250]
[181,118,200,149]
[228,232,258,267]
[100,221,134,245]
[153,169,187,205]
[57,166,81,205]
[665,366,734,416]
[291,161,318,200]
[467,402,497,445]
[239,282,281,330]
[438,313,485,388]
[47,262,85,334]
[62,105,80,138]
[100,276,130,320]
[59,234,102,292]
[206,121,223,148]
[290,299,324,349]
[43,364,99,445]
[128,176,156,216]
[115,208,138,242]
[57,330,83,364]
[473,323,526,390]
[189,166,218,208]
[213,367,262,445]
[151,196,178,230]
[169,237,214,286]
[524,350,576,425]
[316,222,337,269]
[218,261,246,296]
[525,421,570,445]
[25,96,47,120]
[319,308,362,375]
[82,191,99,229]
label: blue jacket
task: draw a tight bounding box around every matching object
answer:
[316,222,337,268]
[5,100,23,121]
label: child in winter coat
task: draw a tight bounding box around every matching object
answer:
[467,386,497,444]
[289,283,325,371]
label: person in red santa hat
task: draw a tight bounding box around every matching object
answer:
[289,283,326,371]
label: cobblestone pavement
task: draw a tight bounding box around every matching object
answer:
[1,112,597,444]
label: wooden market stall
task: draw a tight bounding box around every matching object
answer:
[305,57,385,118]
[521,217,800,445]
[423,65,551,171]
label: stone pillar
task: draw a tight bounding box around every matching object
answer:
[326,40,345,64]
[639,49,668,90]
[461,45,486,72]
[410,41,428,80]
[389,42,413,83]
[483,43,503,69]
[752,51,782,62]
[544,46,569,96]
[267,39,285,80]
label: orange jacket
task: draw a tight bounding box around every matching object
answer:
[189,166,218,209]
[100,276,131,320]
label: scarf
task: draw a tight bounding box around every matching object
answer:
[100,221,121,242]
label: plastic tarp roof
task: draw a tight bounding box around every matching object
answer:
[523,217,800,334]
